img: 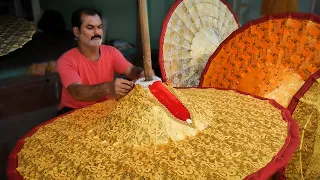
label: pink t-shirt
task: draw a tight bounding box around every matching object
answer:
[57,45,132,110]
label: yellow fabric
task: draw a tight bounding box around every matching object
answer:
[260,0,298,16]
[17,85,289,179]
[285,79,320,180]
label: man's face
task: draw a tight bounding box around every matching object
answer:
[77,14,103,47]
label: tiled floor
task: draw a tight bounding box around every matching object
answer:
[0,106,58,180]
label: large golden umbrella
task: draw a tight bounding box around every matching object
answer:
[200,13,320,179]
[0,15,35,56]
[7,83,300,179]
[7,2,299,180]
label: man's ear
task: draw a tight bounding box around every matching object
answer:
[73,27,80,37]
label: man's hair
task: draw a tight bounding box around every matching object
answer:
[72,8,101,29]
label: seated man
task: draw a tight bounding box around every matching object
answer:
[57,8,144,115]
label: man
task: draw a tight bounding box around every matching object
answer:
[57,8,145,115]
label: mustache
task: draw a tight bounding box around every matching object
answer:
[91,35,102,40]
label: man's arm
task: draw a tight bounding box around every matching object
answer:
[67,78,133,102]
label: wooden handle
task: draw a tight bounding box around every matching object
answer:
[138,0,153,81]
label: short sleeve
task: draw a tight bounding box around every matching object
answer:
[57,58,82,89]
[112,47,132,74]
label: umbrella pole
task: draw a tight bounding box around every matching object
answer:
[138,0,153,81]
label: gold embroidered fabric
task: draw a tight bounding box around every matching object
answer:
[285,79,320,180]
[201,17,320,108]
[17,85,289,179]
[161,0,239,87]
[0,15,35,56]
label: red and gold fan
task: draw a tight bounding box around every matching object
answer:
[200,13,320,179]
[159,0,240,87]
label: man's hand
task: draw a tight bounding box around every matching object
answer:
[113,78,133,96]
[67,79,133,102]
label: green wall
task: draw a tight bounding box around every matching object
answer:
[40,0,138,44]
[40,0,314,48]
[148,0,175,48]
[40,0,175,48]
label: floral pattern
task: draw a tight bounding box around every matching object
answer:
[285,79,320,180]
[201,17,320,108]
[16,85,291,179]
[200,14,320,179]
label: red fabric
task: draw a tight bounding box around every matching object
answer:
[149,81,191,122]
[57,45,132,110]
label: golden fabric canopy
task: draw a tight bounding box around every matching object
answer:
[7,84,299,179]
